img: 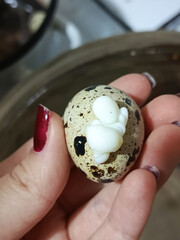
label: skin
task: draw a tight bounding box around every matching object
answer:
[0,73,180,240]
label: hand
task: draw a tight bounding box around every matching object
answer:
[0,73,179,240]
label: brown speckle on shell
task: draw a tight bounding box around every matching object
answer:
[125,98,131,106]
[63,85,144,183]
[135,109,141,123]
[126,147,140,167]
[85,85,98,91]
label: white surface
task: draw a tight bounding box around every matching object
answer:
[93,95,120,124]
[86,96,128,164]
[99,0,180,31]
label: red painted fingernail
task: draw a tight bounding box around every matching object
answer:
[142,165,160,181]
[34,104,50,152]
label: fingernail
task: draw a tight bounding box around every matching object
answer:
[142,72,156,88]
[172,121,180,128]
[175,93,180,98]
[142,165,160,181]
[34,104,50,152]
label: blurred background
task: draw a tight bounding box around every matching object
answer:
[1,0,180,98]
[0,1,180,239]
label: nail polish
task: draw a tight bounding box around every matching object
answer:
[34,104,50,152]
[142,72,156,88]
[142,165,160,181]
[172,121,180,128]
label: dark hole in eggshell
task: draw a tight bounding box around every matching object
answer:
[74,136,87,157]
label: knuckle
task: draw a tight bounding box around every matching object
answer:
[92,198,109,224]
[107,216,136,240]
[9,161,52,205]
[9,161,30,192]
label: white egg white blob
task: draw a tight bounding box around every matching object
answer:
[86,96,129,164]
[92,96,119,125]
[86,125,123,154]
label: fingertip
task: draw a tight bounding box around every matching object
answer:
[92,169,157,240]
[142,94,180,135]
[0,106,71,239]
[142,72,156,88]
[110,73,153,106]
[142,165,160,182]
[137,123,180,189]
[121,169,157,201]
[36,108,70,196]
[114,169,157,235]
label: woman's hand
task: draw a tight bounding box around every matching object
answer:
[0,73,180,240]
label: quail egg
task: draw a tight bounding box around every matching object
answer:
[63,85,144,183]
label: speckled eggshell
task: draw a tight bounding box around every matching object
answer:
[63,85,144,183]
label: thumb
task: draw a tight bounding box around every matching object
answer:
[0,105,70,240]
